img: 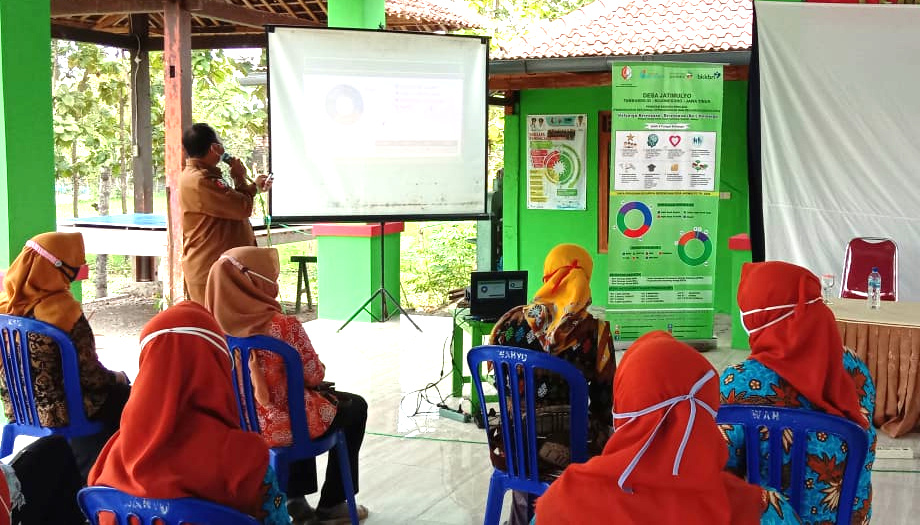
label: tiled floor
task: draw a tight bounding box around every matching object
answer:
[97,312,920,524]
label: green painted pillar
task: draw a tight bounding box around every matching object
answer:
[314,223,403,322]
[0,2,55,268]
[729,233,752,350]
[328,0,386,29]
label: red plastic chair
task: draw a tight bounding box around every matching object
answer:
[840,237,898,301]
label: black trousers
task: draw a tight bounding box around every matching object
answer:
[10,435,85,525]
[286,391,367,508]
[70,381,131,481]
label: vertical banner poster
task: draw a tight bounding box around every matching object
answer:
[526,114,588,210]
[608,63,724,341]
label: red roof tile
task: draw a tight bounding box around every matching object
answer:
[387,0,489,30]
[497,0,752,59]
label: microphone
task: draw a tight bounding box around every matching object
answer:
[220,152,234,165]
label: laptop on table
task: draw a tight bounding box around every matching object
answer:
[468,271,528,322]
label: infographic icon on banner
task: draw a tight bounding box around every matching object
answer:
[614,131,717,191]
[676,229,713,266]
[616,201,653,238]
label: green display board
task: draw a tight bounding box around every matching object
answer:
[608,63,724,340]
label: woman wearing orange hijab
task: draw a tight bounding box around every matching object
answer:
[87,301,289,524]
[535,331,800,524]
[0,232,130,478]
[489,243,615,524]
[206,247,368,524]
[721,261,876,523]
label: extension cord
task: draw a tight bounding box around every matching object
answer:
[439,406,472,423]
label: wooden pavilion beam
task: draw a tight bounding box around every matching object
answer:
[51,23,135,48]
[53,0,320,29]
[163,0,192,305]
[148,33,269,49]
[51,0,164,17]
[185,0,320,28]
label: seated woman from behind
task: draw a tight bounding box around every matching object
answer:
[0,232,130,479]
[489,243,615,524]
[535,331,800,525]
[87,302,289,525]
[206,247,368,524]
[721,261,876,523]
[489,243,615,470]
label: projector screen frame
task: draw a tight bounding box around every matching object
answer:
[264,25,491,224]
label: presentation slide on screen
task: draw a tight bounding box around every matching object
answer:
[268,28,488,220]
[757,1,920,300]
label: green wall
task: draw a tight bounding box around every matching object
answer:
[503,81,750,315]
[715,81,750,313]
[0,2,55,267]
[328,0,386,29]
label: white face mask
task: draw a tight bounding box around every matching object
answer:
[138,326,234,371]
[219,255,276,287]
[739,297,822,335]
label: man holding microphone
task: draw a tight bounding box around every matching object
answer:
[179,123,272,304]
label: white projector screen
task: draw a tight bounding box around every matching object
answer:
[757,1,920,300]
[267,27,488,221]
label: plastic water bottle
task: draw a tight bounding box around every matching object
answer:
[867,267,882,310]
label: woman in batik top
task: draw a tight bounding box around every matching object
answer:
[535,331,801,525]
[207,246,368,525]
[0,232,130,479]
[488,243,615,524]
[720,261,875,524]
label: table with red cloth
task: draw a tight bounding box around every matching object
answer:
[831,298,920,437]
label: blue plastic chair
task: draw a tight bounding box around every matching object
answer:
[78,486,260,525]
[716,405,869,525]
[227,335,359,525]
[0,314,103,457]
[467,345,589,525]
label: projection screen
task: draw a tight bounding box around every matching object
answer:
[267,27,489,222]
[757,1,920,300]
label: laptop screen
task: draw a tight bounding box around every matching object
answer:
[469,271,528,321]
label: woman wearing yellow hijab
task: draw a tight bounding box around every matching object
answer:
[0,232,130,480]
[488,243,616,525]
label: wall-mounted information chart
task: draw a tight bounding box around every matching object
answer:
[608,62,724,341]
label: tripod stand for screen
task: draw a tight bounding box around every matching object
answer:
[337,222,422,332]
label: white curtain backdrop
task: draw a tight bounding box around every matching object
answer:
[757,1,920,300]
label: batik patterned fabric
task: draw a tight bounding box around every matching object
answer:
[260,466,290,525]
[763,488,803,524]
[254,313,337,446]
[720,350,876,524]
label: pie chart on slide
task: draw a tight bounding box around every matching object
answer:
[677,230,713,266]
[616,201,653,238]
[325,84,364,125]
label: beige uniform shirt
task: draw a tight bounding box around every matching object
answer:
[179,158,257,302]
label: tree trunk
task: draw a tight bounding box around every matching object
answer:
[118,82,128,214]
[95,166,112,299]
[71,141,79,218]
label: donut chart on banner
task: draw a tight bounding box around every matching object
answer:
[616,201,653,238]
[543,144,581,186]
[677,229,713,266]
